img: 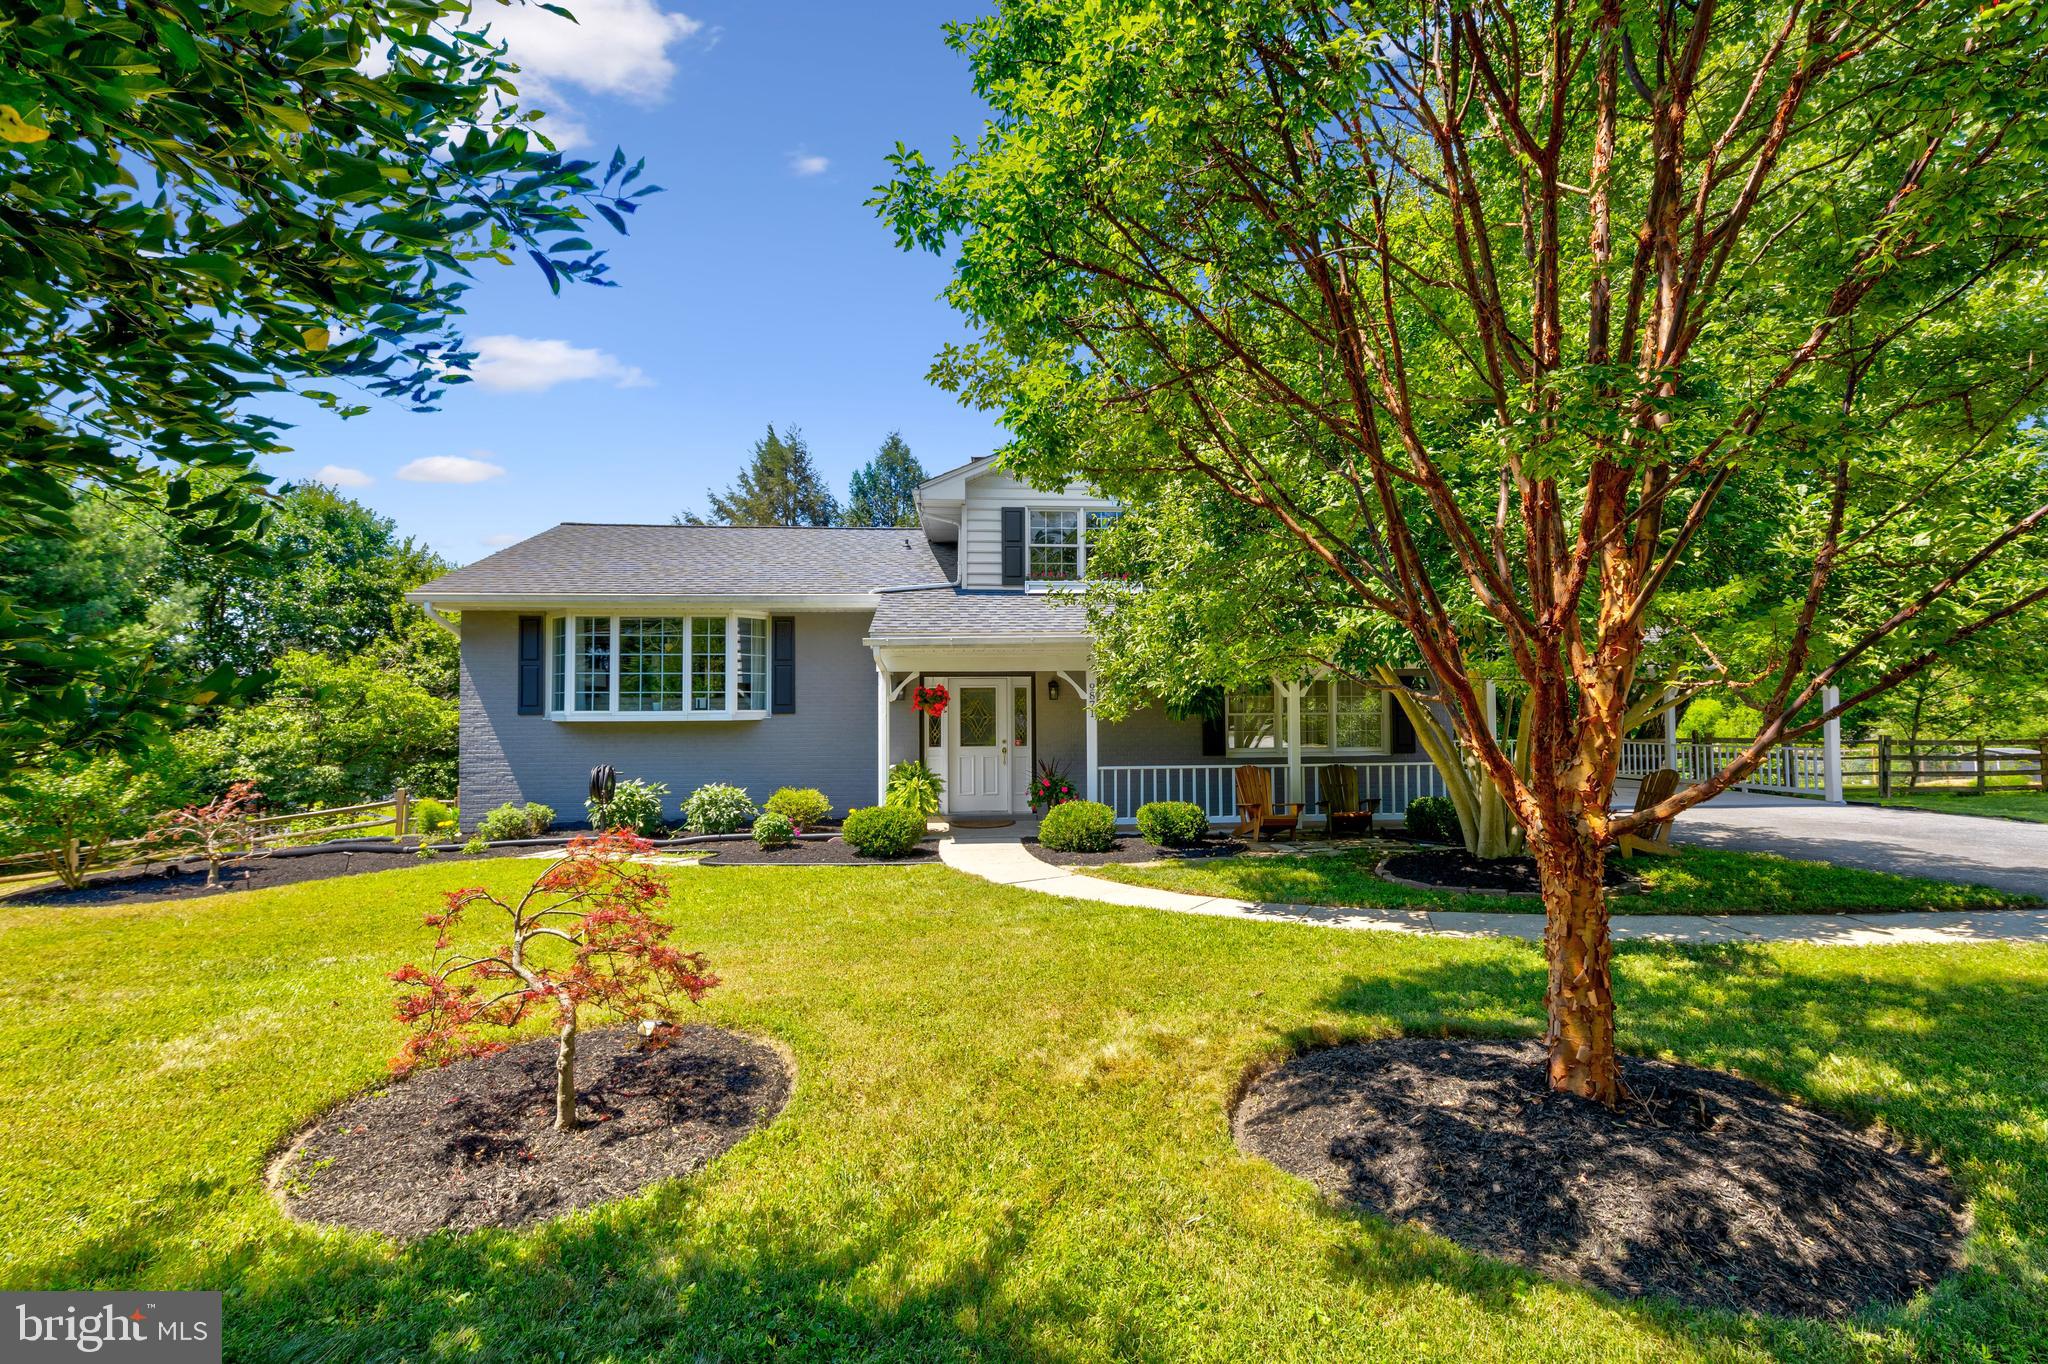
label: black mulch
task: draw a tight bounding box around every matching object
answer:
[277,1024,792,1238]
[1237,1037,1965,1319]
[3,847,504,908]
[699,836,939,866]
[1380,847,1642,895]
[1024,835,1249,866]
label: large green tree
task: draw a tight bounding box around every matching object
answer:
[846,431,928,526]
[0,0,650,769]
[881,0,2048,1102]
[690,425,842,526]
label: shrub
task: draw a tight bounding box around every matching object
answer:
[841,804,925,859]
[391,831,719,1130]
[763,786,833,829]
[751,811,795,849]
[1038,800,1117,853]
[884,760,944,818]
[461,834,488,857]
[476,802,554,843]
[1404,795,1462,845]
[410,797,458,839]
[683,782,756,835]
[1136,800,1208,848]
[588,779,670,837]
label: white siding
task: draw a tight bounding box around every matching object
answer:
[958,469,1118,590]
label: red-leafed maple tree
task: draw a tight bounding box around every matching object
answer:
[391,830,719,1130]
[153,780,267,889]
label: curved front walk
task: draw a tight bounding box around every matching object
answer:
[936,830,2048,948]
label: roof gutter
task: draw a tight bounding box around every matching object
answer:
[402,591,883,611]
[420,601,459,637]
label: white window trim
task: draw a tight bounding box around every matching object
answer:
[545,611,771,721]
[1225,679,1391,757]
[1024,507,1121,590]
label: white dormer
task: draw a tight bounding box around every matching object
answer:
[914,458,1121,591]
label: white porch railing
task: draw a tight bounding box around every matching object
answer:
[1096,761,1447,821]
[1618,740,1670,777]
[1677,740,1831,796]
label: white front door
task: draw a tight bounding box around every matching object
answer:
[949,680,1008,812]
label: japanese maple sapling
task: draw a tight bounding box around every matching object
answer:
[153,780,267,889]
[391,831,719,1130]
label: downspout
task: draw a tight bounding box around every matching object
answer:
[420,601,459,636]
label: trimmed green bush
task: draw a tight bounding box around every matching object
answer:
[461,834,488,857]
[1135,800,1208,848]
[764,786,833,829]
[476,802,554,842]
[587,779,669,837]
[752,811,795,850]
[683,782,756,835]
[1404,794,1462,845]
[842,804,925,859]
[1038,800,1117,853]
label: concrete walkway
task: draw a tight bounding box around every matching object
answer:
[936,827,2048,947]
[1672,790,2048,899]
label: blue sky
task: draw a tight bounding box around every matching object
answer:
[274,1,1002,563]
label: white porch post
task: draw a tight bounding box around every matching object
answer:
[1084,668,1099,804]
[1663,702,1680,774]
[1823,684,1844,804]
[875,662,891,805]
[1282,680,1303,811]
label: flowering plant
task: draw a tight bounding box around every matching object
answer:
[1027,759,1080,812]
[912,683,950,717]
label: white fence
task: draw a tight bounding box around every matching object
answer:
[1095,761,1446,822]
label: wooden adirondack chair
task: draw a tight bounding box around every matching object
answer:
[1234,764,1304,842]
[1319,765,1381,837]
[1618,767,1682,859]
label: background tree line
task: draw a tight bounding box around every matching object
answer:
[680,427,928,528]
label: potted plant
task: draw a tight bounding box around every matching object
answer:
[1027,759,1079,814]
[912,683,949,718]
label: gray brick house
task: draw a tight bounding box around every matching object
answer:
[408,457,1442,828]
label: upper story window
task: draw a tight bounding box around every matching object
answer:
[550,612,768,719]
[1027,508,1122,587]
[1227,678,1389,755]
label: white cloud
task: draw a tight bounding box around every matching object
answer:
[485,0,704,101]
[789,152,830,177]
[398,454,507,485]
[312,464,374,489]
[464,334,649,393]
[481,532,523,548]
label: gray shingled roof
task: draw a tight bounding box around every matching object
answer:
[411,524,951,599]
[869,587,1090,638]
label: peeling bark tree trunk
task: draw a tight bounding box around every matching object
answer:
[1532,822,1621,1103]
[554,1011,579,1131]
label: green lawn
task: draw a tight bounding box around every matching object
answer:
[1090,844,2035,915]
[1846,787,2048,824]
[3,861,2047,1361]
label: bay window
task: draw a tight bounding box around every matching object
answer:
[1227,678,1389,755]
[547,611,770,719]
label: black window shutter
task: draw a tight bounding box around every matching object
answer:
[1390,695,1417,754]
[516,615,544,715]
[771,616,796,714]
[1000,506,1025,585]
[1200,713,1226,757]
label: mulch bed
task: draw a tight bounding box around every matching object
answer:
[699,836,940,866]
[1237,1037,1965,1319]
[1380,847,1643,896]
[1025,835,1248,866]
[275,1024,792,1237]
[3,846,505,908]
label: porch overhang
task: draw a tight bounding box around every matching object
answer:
[864,634,1093,675]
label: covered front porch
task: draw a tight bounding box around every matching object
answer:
[869,639,1448,825]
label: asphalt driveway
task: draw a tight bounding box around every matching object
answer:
[1668,790,2048,899]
